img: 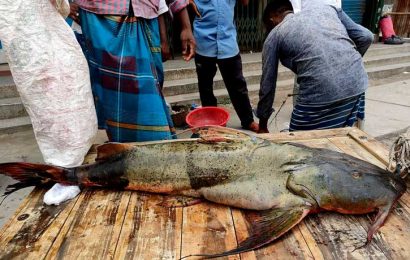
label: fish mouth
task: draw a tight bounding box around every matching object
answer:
[286,177,320,210]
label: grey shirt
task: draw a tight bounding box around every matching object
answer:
[256,5,371,120]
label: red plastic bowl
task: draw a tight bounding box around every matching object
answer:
[186,107,230,128]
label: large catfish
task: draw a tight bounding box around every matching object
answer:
[0,127,406,258]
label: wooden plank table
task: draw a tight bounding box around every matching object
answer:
[1,127,409,259]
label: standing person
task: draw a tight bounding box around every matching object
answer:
[257,0,373,133]
[0,0,98,205]
[72,0,196,142]
[191,0,259,132]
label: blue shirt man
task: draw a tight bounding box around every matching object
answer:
[193,0,239,59]
[192,0,259,132]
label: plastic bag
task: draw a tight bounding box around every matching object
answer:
[0,0,97,167]
[43,183,81,205]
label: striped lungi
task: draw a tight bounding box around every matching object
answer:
[289,93,365,131]
[79,10,172,142]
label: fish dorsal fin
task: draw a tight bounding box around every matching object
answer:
[96,143,134,161]
[195,126,260,143]
[180,205,311,259]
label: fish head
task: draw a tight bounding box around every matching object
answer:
[286,149,407,214]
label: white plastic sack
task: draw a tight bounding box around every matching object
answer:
[0,0,97,167]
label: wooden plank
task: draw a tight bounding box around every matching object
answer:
[180,202,238,259]
[0,189,39,241]
[231,209,257,260]
[296,222,325,260]
[328,137,386,168]
[399,184,410,209]
[347,128,390,166]
[113,193,182,260]
[44,191,88,260]
[303,213,386,259]
[370,207,410,259]
[0,188,80,260]
[45,189,131,259]
[259,128,352,142]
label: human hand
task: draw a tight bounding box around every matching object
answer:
[189,0,201,17]
[180,28,196,61]
[69,3,80,24]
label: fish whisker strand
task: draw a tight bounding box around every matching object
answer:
[0,193,10,207]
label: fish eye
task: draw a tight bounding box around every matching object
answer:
[351,171,362,179]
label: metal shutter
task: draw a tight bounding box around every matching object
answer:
[342,0,368,25]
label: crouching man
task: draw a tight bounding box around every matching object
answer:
[257,0,373,133]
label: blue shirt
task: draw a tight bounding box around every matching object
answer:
[256,5,372,120]
[193,0,239,59]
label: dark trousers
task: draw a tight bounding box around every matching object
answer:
[194,53,254,127]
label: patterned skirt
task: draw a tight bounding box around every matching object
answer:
[289,93,365,131]
[79,9,172,142]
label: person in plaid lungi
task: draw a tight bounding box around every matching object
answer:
[70,0,195,142]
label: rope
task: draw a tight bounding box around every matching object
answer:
[388,129,410,179]
[268,93,298,129]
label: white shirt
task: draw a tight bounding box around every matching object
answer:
[290,0,342,13]
[158,0,169,15]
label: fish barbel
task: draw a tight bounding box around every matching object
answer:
[0,127,406,258]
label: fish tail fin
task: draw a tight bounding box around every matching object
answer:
[0,162,71,195]
[180,205,311,259]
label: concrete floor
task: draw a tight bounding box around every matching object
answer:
[1,73,410,229]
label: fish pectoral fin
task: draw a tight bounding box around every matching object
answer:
[96,143,134,161]
[158,195,203,208]
[181,205,311,259]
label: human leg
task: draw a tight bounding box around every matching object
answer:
[217,54,255,129]
[195,53,218,107]
[79,11,172,142]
